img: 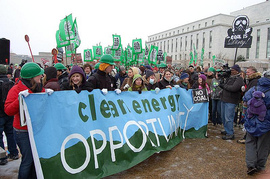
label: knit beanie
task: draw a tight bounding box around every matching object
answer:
[199,74,207,81]
[145,70,154,79]
[69,65,86,83]
[208,67,215,73]
[180,72,189,80]
[0,65,7,75]
[44,67,57,81]
[231,64,241,73]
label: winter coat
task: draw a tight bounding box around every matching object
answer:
[4,80,45,131]
[146,82,159,91]
[120,77,132,91]
[0,75,12,117]
[158,77,175,90]
[220,74,245,104]
[210,78,222,99]
[44,78,61,91]
[246,72,261,91]
[189,72,198,87]
[58,71,69,89]
[179,82,190,90]
[88,69,115,91]
[243,77,270,136]
[62,81,92,93]
[127,74,147,92]
[115,72,128,87]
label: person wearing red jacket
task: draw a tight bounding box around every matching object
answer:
[5,62,45,179]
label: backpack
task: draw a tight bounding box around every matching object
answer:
[246,86,270,121]
[0,79,15,111]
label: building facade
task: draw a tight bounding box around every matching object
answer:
[147,1,270,72]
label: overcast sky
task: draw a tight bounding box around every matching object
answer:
[0,0,265,56]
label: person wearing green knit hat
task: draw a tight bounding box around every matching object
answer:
[4,62,49,178]
[54,63,69,89]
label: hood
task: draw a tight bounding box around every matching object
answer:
[257,77,270,87]
[130,67,140,76]
[69,65,86,84]
[247,72,261,80]
[132,74,143,84]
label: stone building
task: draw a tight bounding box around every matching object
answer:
[147,1,270,72]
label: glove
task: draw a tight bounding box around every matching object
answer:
[115,89,121,95]
[155,87,160,94]
[45,89,54,95]
[101,88,108,95]
[174,85,180,89]
[123,84,129,89]
[19,89,30,97]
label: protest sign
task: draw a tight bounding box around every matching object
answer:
[192,88,209,104]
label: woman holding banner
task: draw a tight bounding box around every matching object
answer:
[128,74,147,93]
[4,62,47,179]
[120,67,140,91]
[176,72,191,90]
[62,65,92,93]
[158,69,175,90]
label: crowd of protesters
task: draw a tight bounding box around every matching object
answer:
[1,54,270,178]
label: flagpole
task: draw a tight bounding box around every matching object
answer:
[66,15,72,65]
[24,35,35,62]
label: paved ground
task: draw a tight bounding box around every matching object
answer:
[1,124,270,179]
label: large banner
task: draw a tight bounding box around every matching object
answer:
[23,88,208,178]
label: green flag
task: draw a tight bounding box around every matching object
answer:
[111,35,121,50]
[132,39,142,54]
[193,44,198,65]
[163,52,167,63]
[126,46,133,61]
[148,45,158,65]
[113,45,123,62]
[72,18,81,48]
[56,30,70,48]
[200,48,204,67]
[84,49,93,62]
[136,49,145,64]
[65,40,76,57]
[212,55,216,66]
[189,51,194,65]
[104,46,112,55]
[93,46,103,59]
[145,44,149,58]
[59,14,75,41]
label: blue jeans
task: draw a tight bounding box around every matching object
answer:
[14,129,36,179]
[212,99,221,125]
[221,101,236,135]
[0,115,18,158]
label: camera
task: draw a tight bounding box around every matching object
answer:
[218,69,231,79]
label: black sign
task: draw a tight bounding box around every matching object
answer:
[224,15,253,48]
[192,89,209,104]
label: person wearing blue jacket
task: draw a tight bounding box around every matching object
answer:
[243,70,270,175]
